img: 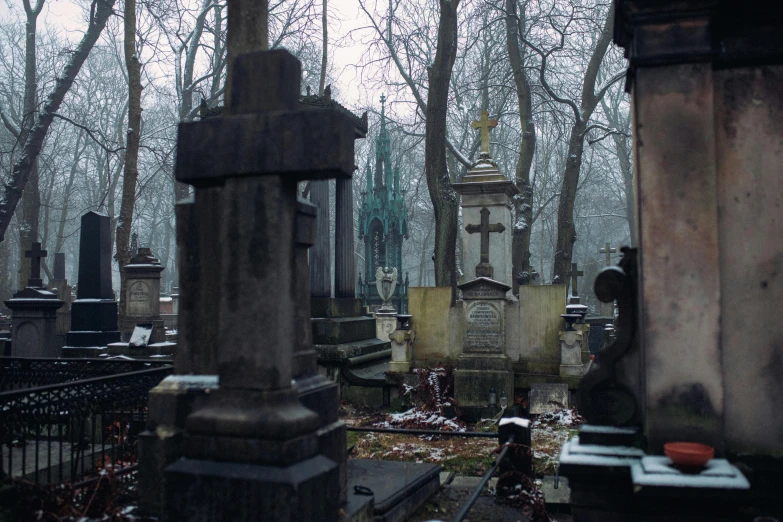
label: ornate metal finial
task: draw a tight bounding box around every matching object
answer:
[130,232,139,253]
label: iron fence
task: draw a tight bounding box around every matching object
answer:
[0,356,172,391]
[1,365,172,485]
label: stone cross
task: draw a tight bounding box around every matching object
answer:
[599,242,617,266]
[465,207,505,278]
[569,262,584,297]
[25,242,47,288]
[471,110,498,155]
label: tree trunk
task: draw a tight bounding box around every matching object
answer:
[0,0,117,243]
[116,0,142,324]
[17,0,45,289]
[505,0,536,293]
[550,5,615,284]
[552,121,586,283]
[319,0,327,96]
[425,0,461,302]
[602,96,636,245]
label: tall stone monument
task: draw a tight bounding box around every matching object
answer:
[158,4,364,516]
[63,211,120,355]
[452,110,517,419]
[453,110,519,288]
[48,252,72,350]
[5,242,64,357]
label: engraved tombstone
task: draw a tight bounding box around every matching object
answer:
[120,248,166,343]
[454,277,513,418]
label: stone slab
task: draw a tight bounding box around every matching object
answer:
[164,455,339,522]
[529,383,569,414]
[312,316,378,345]
[69,299,119,333]
[347,459,441,522]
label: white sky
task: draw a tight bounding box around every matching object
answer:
[0,0,384,110]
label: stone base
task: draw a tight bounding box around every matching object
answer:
[560,363,585,377]
[312,316,377,345]
[375,312,397,342]
[137,375,219,516]
[64,330,120,348]
[315,338,390,363]
[61,345,110,357]
[107,341,177,358]
[454,353,513,413]
[70,299,118,332]
[388,360,411,373]
[163,455,339,522]
[346,459,441,522]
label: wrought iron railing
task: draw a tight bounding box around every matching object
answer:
[0,356,172,391]
[1,366,172,485]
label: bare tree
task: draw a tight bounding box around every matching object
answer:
[0,0,118,243]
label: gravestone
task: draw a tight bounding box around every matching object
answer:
[120,247,166,343]
[63,212,120,355]
[160,42,360,520]
[5,242,64,357]
[375,266,398,341]
[454,277,513,418]
[529,383,569,414]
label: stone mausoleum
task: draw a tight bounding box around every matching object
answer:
[358,95,409,313]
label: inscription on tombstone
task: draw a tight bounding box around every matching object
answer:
[465,301,502,352]
[128,281,152,316]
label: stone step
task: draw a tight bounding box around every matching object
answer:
[312,316,377,345]
[311,297,366,319]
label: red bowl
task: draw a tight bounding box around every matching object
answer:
[664,442,715,467]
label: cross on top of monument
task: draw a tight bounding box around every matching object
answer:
[465,207,505,279]
[599,242,617,267]
[25,242,47,288]
[569,262,584,297]
[471,110,498,156]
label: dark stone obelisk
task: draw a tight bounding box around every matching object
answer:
[63,211,120,354]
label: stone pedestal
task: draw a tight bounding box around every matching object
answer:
[375,311,397,342]
[388,327,415,373]
[5,288,64,357]
[120,248,166,343]
[454,277,513,417]
[452,164,519,288]
[560,329,585,377]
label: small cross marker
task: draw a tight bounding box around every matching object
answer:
[599,242,617,267]
[569,262,584,297]
[25,242,47,288]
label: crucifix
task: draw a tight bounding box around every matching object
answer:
[465,207,505,278]
[25,242,47,288]
[471,110,498,156]
[599,242,617,266]
[569,262,584,297]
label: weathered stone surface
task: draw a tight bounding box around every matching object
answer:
[310,297,364,318]
[312,316,377,345]
[374,312,396,342]
[529,383,569,414]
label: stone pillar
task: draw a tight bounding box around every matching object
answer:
[63,212,120,355]
[559,328,584,377]
[309,179,331,298]
[375,311,397,342]
[388,316,415,373]
[120,248,166,343]
[454,278,513,420]
[334,178,355,298]
[160,48,362,521]
[48,252,71,350]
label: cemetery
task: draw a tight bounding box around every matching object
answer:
[0,0,782,521]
